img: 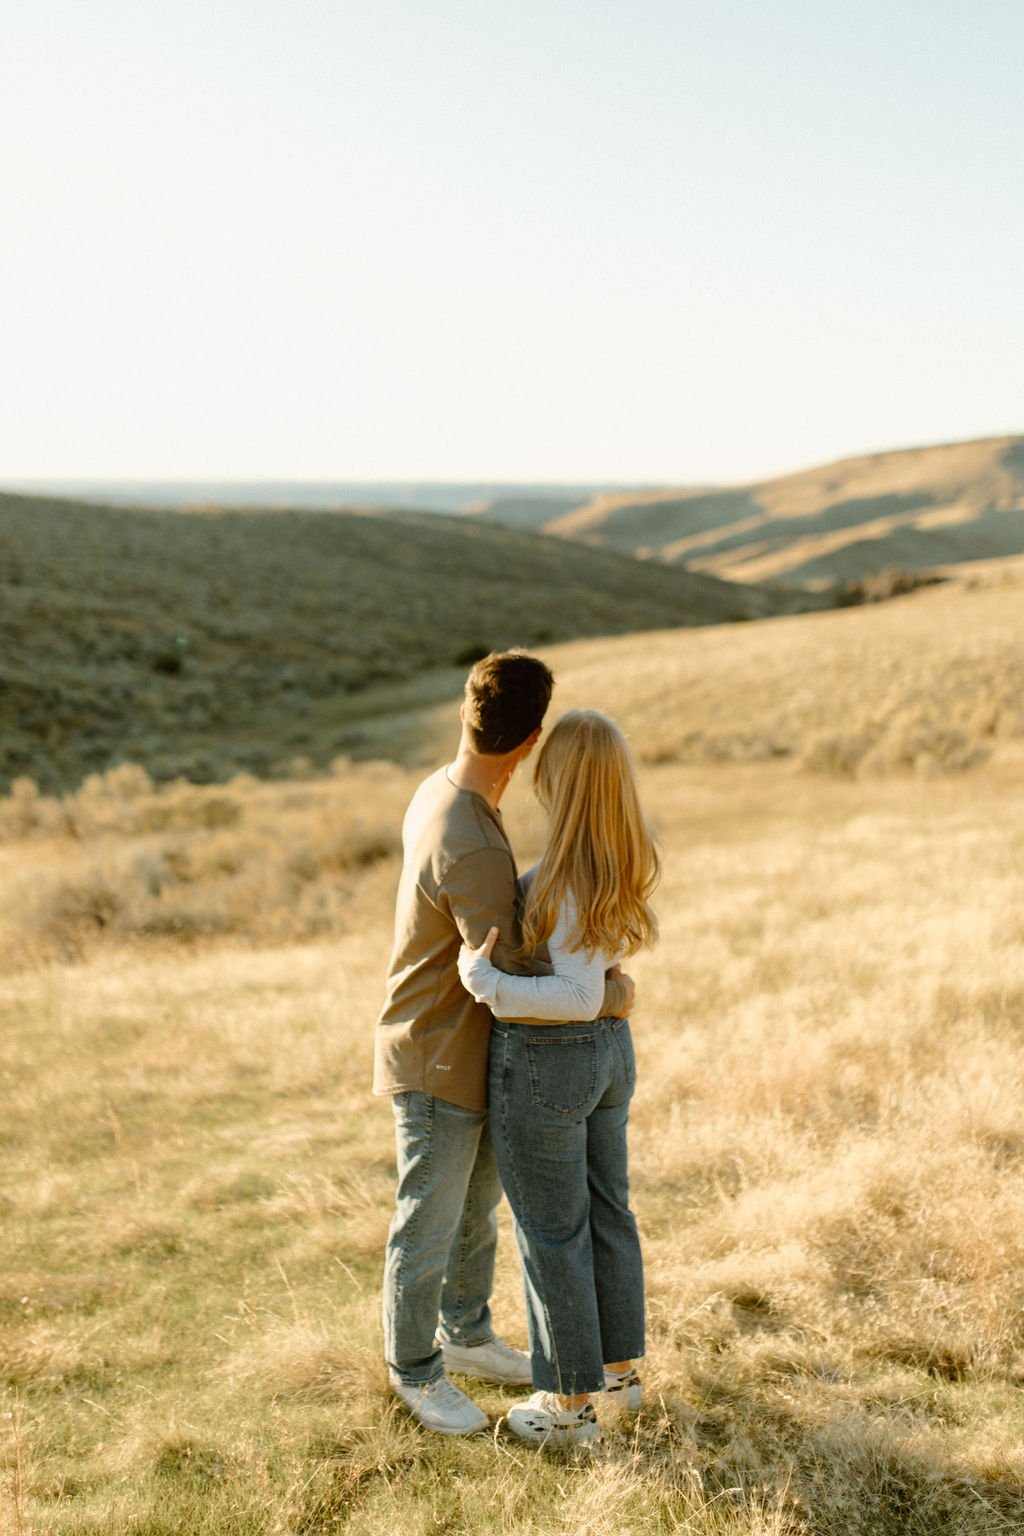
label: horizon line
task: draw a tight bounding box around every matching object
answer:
[1,429,1021,498]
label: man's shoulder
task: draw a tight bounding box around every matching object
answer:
[406,766,451,820]
[406,768,511,881]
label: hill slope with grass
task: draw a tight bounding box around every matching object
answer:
[0,491,808,793]
[5,564,1021,969]
[470,435,1024,586]
[327,560,1024,779]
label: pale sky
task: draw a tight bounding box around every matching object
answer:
[2,0,1022,484]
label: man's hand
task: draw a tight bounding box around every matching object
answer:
[607,963,636,1016]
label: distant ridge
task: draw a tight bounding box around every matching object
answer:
[468,436,1024,587]
[0,478,647,515]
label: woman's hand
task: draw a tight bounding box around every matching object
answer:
[466,925,499,961]
[457,926,499,999]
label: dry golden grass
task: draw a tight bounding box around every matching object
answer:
[332,571,1024,780]
[3,579,1024,1533]
[553,572,1024,776]
[0,760,414,969]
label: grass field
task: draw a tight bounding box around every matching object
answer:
[3,575,1024,1534]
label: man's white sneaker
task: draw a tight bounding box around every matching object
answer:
[507,1390,601,1446]
[438,1334,533,1385]
[603,1366,643,1411]
[391,1373,489,1435]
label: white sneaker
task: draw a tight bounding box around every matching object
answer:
[391,1373,489,1435]
[438,1334,533,1385]
[507,1390,601,1446]
[603,1366,643,1410]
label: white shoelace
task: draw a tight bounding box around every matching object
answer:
[423,1376,471,1406]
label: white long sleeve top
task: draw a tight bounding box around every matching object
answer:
[457,892,621,1023]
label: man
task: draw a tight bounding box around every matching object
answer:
[373,651,634,1434]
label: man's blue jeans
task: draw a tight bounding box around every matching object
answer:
[382,1091,502,1386]
[490,1015,645,1396]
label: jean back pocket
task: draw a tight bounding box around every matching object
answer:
[524,1033,600,1116]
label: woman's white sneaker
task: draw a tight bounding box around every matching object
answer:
[438,1334,533,1385]
[507,1391,601,1446]
[603,1367,643,1410]
[392,1373,489,1435]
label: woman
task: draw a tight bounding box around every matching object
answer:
[458,709,659,1445]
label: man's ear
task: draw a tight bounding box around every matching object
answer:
[459,702,466,723]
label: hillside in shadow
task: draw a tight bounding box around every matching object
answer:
[0,491,811,792]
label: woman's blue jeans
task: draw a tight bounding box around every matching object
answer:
[489,1015,645,1395]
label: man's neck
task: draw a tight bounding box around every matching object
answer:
[448,740,520,811]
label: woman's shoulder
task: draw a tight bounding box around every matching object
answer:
[517,863,575,903]
[552,888,596,950]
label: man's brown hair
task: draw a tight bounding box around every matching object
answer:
[463,651,554,755]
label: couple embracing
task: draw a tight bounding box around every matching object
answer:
[373,651,659,1446]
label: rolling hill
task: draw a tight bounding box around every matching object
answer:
[468,436,1024,587]
[0,491,807,793]
[336,561,1024,779]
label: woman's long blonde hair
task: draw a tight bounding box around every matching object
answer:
[522,710,659,959]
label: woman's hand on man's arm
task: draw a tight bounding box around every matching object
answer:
[466,926,499,962]
[457,927,500,1005]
